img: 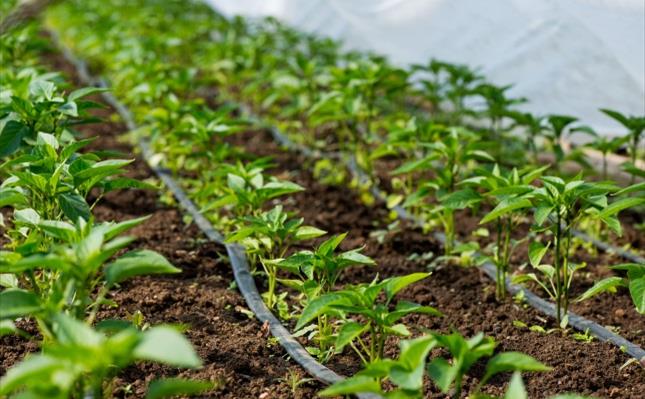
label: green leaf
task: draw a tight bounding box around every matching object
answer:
[58,192,91,222]
[146,378,213,399]
[134,326,201,368]
[628,276,645,314]
[294,225,326,241]
[0,289,41,319]
[504,372,528,399]
[295,293,346,331]
[52,313,102,346]
[610,263,645,279]
[480,197,532,224]
[534,204,553,226]
[427,357,457,393]
[30,80,56,100]
[0,187,28,208]
[59,101,78,117]
[1,253,69,273]
[440,189,481,210]
[383,273,430,302]
[318,233,347,255]
[68,86,108,101]
[38,220,77,242]
[73,159,132,180]
[0,320,18,336]
[101,216,149,240]
[0,354,61,395]
[481,352,550,385]
[0,120,29,158]
[14,208,40,225]
[386,301,442,324]
[105,250,180,286]
[318,375,381,396]
[335,321,368,352]
[599,109,630,128]
[614,182,645,196]
[391,336,436,390]
[576,277,625,302]
[597,197,645,219]
[528,242,549,267]
[339,249,375,265]
[392,156,433,175]
[262,180,305,199]
[103,177,158,192]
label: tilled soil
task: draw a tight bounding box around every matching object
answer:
[0,50,323,399]
[230,128,645,398]
[3,43,642,398]
[233,128,644,342]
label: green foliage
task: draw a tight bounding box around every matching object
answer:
[577,263,645,314]
[226,205,326,309]
[600,109,644,183]
[0,313,202,399]
[465,164,546,299]
[394,127,492,254]
[319,332,550,399]
[519,176,643,324]
[0,217,179,333]
[296,273,439,363]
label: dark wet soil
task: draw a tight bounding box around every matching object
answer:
[229,128,645,398]
[0,50,322,399]
[3,43,643,399]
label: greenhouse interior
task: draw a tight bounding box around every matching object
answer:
[0,0,644,398]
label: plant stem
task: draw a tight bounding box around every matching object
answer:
[562,227,572,314]
[630,131,638,184]
[495,219,503,299]
[554,212,563,325]
[444,208,455,256]
[87,285,109,326]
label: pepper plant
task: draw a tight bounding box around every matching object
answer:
[394,127,493,254]
[518,176,643,325]
[0,216,179,336]
[464,164,547,299]
[226,205,326,309]
[411,59,483,123]
[0,80,106,159]
[319,332,550,399]
[204,160,304,220]
[295,272,440,364]
[0,313,208,399]
[270,233,374,359]
[576,263,644,314]
[599,109,644,184]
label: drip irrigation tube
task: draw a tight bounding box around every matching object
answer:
[240,110,645,364]
[51,31,381,399]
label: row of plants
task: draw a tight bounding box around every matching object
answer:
[15,0,638,397]
[47,0,644,324]
[0,8,219,398]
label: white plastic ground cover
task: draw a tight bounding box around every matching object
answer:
[205,0,645,140]
[50,31,383,399]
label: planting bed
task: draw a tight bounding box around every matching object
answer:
[0,49,323,398]
[1,1,644,399]
[226,128,645,397]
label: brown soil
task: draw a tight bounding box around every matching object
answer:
[229,128,645,398]
[0,50,323,399]
[4,41,642,398]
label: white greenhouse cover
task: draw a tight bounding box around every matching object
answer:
[204,0,645,138]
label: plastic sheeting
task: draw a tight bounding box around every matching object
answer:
[204,0,645,137]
